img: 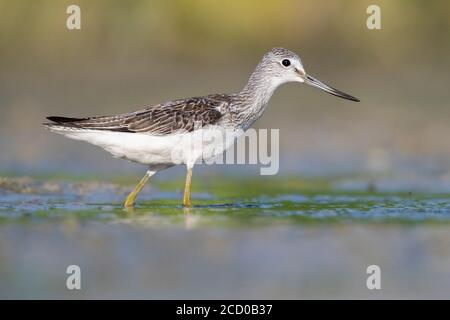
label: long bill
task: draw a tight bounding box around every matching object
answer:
[304,74,360,102]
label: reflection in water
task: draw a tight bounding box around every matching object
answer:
[2,221,450,299]
[182,207,199,230]
[1,177,450,298]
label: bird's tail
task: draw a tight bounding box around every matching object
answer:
[43,116,88,132]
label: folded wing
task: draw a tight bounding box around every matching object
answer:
[44,95,228,135]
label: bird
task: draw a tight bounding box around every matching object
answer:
[44,47,359,208]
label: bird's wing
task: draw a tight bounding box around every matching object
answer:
[45,95,229,135]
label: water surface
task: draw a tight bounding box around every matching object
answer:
[1,175,450,299]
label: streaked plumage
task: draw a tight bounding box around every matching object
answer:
[44,47,359,208]
[46,95,228,135]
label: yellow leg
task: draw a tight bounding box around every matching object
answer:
[182,166,193,207]
[124,171,152,208]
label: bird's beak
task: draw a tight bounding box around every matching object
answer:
[302,73,360,102]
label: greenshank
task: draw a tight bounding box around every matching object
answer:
[44,47,359,208]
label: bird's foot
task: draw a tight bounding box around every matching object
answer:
[182,200,192,208]
[124,192,137,208]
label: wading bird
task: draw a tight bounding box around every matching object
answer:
[44,47,359,208]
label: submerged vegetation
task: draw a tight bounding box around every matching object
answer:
[1,175,449,227]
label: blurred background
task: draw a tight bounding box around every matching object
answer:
[2,0,450,300]
[0,0,449,181]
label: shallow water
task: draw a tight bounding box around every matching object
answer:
[1,176,450,299]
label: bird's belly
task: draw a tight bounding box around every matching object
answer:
[60,127,241,166]
[166,126,242,165]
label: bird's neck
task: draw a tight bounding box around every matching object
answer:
[237,69,280,123]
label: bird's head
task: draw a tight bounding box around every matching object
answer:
[258,47,359,102]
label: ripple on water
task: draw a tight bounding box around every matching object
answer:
[1,178,450,223]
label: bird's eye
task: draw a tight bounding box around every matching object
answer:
[282,59,291,67]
